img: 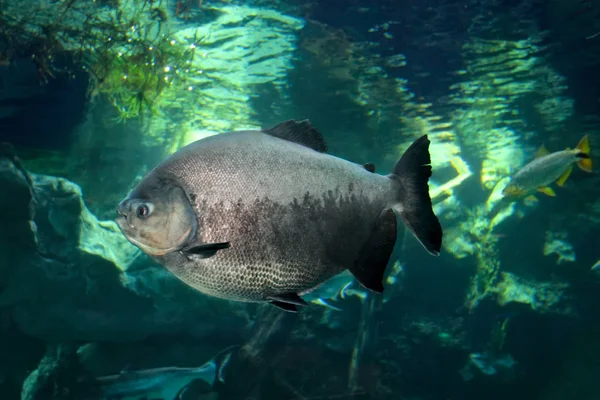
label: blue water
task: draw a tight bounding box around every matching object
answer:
[1,0,600,399]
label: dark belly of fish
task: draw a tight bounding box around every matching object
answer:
[158,189,385,303]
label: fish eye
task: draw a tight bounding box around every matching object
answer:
[136,204,151,219]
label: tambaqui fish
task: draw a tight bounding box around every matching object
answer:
[116,120,443,312]
[503,135,592,198]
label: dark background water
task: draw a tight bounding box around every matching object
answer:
[1,0,600,399]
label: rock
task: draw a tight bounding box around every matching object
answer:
[0,148,248,343]
[543,230,576,264]
[0,146,585,400]
[21,344,86,400]
[492,272,572,315]
[0,311,44,400]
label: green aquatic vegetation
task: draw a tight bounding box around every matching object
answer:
[460,206,503,311]
[75,1,205,122]
[85,34,200,122]
[0,12,65,85]
[0,0,204,122]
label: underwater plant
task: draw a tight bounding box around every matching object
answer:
[0,0,203,122]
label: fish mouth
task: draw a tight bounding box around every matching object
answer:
[125,236,179,257]
[114,215,130,233]
[114,216,194,257]
[114,216,178,256]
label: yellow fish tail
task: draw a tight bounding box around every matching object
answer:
[575,134,592,172]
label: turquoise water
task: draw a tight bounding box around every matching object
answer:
[1,0,599,399]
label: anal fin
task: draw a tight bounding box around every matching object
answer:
[556,165,572,187]
[267,293,306,313]
[537,186,556,197]
[348,208,397,294]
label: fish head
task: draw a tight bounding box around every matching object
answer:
[116,176,197,256]
[501,182,526,197]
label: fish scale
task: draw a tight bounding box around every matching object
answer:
[511,151,578,189]
[116,120,443,311]
[152,131,390,302]
[503,134,592,198]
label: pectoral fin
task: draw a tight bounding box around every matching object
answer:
[556,166,573,187]
[268,293,307,312]
[269,301,298,312]
[183,242,231,258]
[523,195,539,206]
[267,292,307,306]
[537,186,556,197]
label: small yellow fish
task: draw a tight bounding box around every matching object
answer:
[503,135,592,198]
[591,260,600,271]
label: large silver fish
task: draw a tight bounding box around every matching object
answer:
[503,134,592,198]
[116,120,442,312]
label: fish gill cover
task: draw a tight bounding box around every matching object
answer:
[0,0,600,399]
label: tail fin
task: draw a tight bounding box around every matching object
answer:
[575,134,592,172]
[390,135,443,256]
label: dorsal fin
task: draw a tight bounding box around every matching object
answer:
[363,163,376,173]
[535,144,549,158]
[263,120,328,153]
